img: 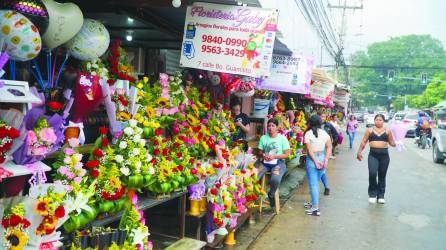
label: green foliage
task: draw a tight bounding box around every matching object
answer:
[350,35,446,108]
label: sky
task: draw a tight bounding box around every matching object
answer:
[339,0,446,58]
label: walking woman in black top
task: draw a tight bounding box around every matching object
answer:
[357,114,396,204]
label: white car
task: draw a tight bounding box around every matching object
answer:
[378,111,389,122]
[403,113,419,138]
[393,112,406,122]
[366,114,375,127]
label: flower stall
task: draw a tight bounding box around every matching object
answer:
[0,5,269,250]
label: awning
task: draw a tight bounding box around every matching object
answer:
[51,0,293,53]
[433,101,446,109]
[311,68,338,85]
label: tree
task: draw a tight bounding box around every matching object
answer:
[349,35,446,109]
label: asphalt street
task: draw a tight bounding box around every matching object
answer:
[249,124,446,250]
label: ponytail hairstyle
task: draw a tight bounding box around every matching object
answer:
[306,115,323,138]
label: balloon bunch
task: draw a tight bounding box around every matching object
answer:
[1,0,110,91]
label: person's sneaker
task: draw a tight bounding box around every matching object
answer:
[303,202,312,208]
[330,156,336,159]
[305,208,320,216]
[324,188,330,196]
[378,198,386,204]
[368,197,377,203]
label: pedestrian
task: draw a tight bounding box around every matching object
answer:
[357,114,396,204]
[257,118,291,209]
[346,115,359,149]
[231,100,251,141]
[304,115,332,216]
[321,113,338,159]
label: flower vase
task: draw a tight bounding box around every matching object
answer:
[189,198,201,216]
[200,197,207,212]
[224,230,236,245]
[64,127,80,143]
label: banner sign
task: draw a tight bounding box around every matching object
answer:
[257,54,314,94]
[310,81,335,100]
[180,3,278,77]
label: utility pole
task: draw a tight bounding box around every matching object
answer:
[328,0,363,85]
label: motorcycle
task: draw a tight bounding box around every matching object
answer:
[416,128,431,149]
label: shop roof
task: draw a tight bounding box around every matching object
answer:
[54,0,292,53]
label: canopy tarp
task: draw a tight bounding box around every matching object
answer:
[433,101,446,109]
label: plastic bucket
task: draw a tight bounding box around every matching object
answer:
[253,98,270,117]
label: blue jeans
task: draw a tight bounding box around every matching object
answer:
[306,152,326,206]
[257,160,286,205]
[348,131,356,148]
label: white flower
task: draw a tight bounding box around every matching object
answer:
[169,76,174,81]
[91,71,97,76]
[129,119,138,128]
[133,134,141,142]
[74,153,83,161]
[79,169,87,176]
[115,154,124,163]
[131,227,150,247]
[119,141,127,149]
[139,139,146,147]
[135,161,142,169]
[135,127,142,134]
[147,153,153,162]
[124,127,134,136]
[120,167,130,176]
[148,166,155,175]
[133,148,140,156]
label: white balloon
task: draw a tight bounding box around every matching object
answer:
[65,19,110,61]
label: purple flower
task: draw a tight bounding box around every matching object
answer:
[64,147,75,156]
[218,139,225,146]
[201,119,209,124]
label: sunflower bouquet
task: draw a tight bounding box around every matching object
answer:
[34,186,66,236]
[2,203,31,250]
[114,119,154,189]
[111,88,131,122]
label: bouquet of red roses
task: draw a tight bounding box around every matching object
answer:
[0,121,20,165]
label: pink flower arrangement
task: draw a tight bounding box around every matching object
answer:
[26,127,57,157]
[53,139,86,191]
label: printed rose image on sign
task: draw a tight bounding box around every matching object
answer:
[180,2,278,78]
[0,10,42,61]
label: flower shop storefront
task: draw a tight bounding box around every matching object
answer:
[0,0,307,249]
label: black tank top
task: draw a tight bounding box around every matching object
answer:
[368,129,388,142]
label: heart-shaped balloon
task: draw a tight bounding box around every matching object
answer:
[65,18,110,61]
[0,10,42,61]
[41,0,83,49]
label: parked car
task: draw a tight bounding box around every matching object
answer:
[378,111,389,122]
[354,112,364,122]
[366,114,375,127]
[403,113,419,138]
[393,112,406,121]
[432,124,446,164]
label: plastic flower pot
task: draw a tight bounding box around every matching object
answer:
[200,197,207,212]
[189,198,201,216]
[224,230,236,245]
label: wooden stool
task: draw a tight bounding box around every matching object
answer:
[259,172,280,215]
